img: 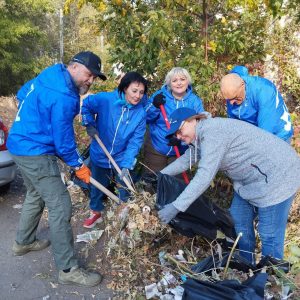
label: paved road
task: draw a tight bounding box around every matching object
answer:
[0,172,115,300]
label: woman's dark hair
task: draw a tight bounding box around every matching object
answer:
[118,72,148,95]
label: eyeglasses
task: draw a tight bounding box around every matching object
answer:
[226,85,245,105]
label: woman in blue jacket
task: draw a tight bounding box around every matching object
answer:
[81,72,148,228]
[143,67,205,175]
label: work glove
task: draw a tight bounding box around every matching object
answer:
[153,93,166,109]
[75,165,91,184]
[86,125,98,138]
[120,168,130,182]
[167,136,181,147]
[158,203,179,224]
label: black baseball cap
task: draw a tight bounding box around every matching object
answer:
[71,51,107,81]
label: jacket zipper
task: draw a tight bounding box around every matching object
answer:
[109,106,126,168]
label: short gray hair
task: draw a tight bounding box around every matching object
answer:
[164,67,192,89]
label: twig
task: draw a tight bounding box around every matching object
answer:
[139,161,157,176]
[164,254,196,277]
[190,237,196,260]
[223,232,243,279]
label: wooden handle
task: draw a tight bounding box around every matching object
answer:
[94,134,136,193]
[90,177,121,204]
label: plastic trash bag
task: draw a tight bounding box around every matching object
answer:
[156,173,236,240]
[182,273,268,300]
[191,251,256,274]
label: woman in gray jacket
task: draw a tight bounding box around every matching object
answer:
[158,107,300,264]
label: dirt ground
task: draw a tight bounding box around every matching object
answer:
[0,172,115,300]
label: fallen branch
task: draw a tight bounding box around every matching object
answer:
[223,232,243,279]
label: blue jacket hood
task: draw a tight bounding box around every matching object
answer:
[227,66,293,141]
[36,64,79,97]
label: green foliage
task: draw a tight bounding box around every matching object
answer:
[62,1,111,80]
[264,20,300,110]
[62,0,300,115]
[64,0,278,113]
[0,0,56,95]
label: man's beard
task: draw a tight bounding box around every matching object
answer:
[78,85,90,95]
[73,75,90,95]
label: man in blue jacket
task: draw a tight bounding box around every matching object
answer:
[7,51,106,287]
[220,66,293,142]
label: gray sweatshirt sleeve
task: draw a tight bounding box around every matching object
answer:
[171,134,229,212]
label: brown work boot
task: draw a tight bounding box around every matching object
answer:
[58,266,102,287]
[12,239,50,256]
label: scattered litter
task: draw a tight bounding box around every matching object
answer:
[60,172,66,185]
[167,286,184,299]
[145,283,161,299]
[66,180,74,189]
[145,272,181,299]
[13,204,22,209]
[142,205,151,222]
[49,282,58,289]
[281,285,290,300]
[76,230,104,243]
[159,251,167,266]
[42,295,50,300]
[10,283,18,291]
[158,272,177,288]
[67,182,82,193]
[264,291,274,300]
[174,250,187,262]
[33,273,51,279]
[180,275,187,282]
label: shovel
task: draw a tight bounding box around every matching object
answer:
[93,134,136,194]
[90,177,121,204]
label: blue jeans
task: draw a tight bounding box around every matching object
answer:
[90,164,130,212]
[229,192,294,264]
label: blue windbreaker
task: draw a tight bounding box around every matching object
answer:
[81,90,146,169]
[7,64,83,167]
[227,66,293,141]
[145,85,204,156]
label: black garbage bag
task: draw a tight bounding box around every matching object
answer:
[156,173,236,240]
[140,172,158,194]
[256,255,291,274]
[191,251,256,274]
[182,273,268,300]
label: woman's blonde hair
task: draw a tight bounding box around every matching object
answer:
[164,67,192,89]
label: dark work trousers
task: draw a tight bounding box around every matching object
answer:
[143,132,177,173]
[89,163,130,212]
[12,155,78,271]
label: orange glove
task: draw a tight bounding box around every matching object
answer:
[75,165,91,184]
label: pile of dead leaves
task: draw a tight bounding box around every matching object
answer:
[65,169,300,299]
[91,186,298,299]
